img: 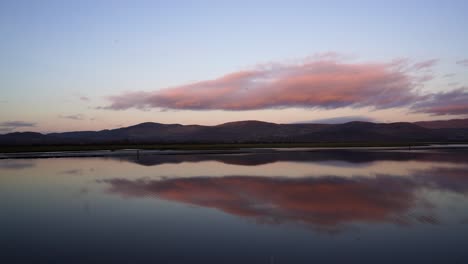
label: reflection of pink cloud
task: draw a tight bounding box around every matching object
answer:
[102,161,468,230]
[103,176,418,230]
[104,58,423,111]
[103,159,468,230]
[415,167,468,193]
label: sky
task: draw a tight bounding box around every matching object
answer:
[1,0,468,133]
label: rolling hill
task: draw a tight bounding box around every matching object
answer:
[1,118,468,146]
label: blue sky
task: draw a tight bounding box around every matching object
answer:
[1,0,467,132]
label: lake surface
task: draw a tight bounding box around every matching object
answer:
[1,149,468,263]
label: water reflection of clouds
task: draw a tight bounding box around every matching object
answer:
[101,163,468,232]
[413,167,468,194]
[0,159,36,170]
[101,176,417,232]
[58,167,96,176]
[60,169,84,176]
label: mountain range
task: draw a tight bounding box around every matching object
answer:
[1,118,468,146]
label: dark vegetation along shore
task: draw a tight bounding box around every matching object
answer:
[0,142,432,154]
[1,118,468,153]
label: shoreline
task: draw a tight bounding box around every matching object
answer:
[1,143,468,159]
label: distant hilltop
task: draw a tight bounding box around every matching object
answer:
[1,118,468,146]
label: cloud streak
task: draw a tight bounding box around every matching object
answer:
[412,88,468,115]
[299,115,375,124]
[412,59,438,70]
[456,59,468,67]
[0,121,36,127]
[0,121,36,134]
[59,114,86,120]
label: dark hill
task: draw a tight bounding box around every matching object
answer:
[415,118,468,129]
[1,120,467,146]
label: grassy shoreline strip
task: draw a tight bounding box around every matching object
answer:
[0,142,442,153]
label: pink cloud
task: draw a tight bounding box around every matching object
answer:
[103,56,468,115]
[104,58,424,111]
[412,88,468,115]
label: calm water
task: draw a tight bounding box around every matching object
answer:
[1,149,468,263]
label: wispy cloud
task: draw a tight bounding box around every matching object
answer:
[0,127,13,133]
[104,57,429,111]
[456,59,468,67]
[412,59,438,70]
[0,121,36,134]
[59,114,85,120]
[443,73,455,78]
[80,96,90,101]
[299,116,375,124]
[412,88,468,115]
[0,121,36,127]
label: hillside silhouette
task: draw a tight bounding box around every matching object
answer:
[1,119,468,145]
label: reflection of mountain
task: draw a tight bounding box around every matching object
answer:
[101,164,468,231]
[2,119,468,145]
[119,149,468,167]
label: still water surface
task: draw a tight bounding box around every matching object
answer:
[1,149,468,263]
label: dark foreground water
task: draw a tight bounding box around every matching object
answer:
[1,149,468,263]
